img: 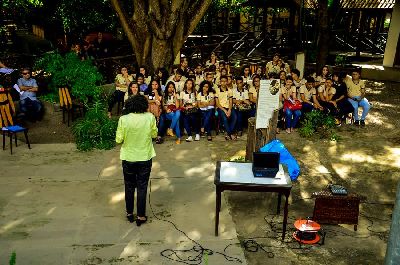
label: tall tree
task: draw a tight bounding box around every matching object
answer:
[110,0,213,72]
[315,0,329,72]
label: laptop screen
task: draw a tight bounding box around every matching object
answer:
[253,152,280,169]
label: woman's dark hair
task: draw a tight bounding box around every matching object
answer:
[279,70,286,78]
[127,82,139,96]
[242,65,250,75]
[199,80,214,95]
[145,78,162,96]
[165,81,176,93]
[291,69,300,77]
[157,67,169,85]
[320,65,330,74]
[183,78,195,93]
[138,66,147,77]
[123,95,148,114]
[252,75,260,86]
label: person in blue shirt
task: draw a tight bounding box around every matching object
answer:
[17,68,42,120]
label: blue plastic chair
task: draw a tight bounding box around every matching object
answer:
[0,92,31,154]
[2,125,31,155]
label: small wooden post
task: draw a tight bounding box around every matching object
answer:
[246,110,279,161]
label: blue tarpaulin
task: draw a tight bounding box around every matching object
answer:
[260,140,300,181]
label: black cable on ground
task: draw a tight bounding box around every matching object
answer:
[148,183,393,263]
[148,179,243,264]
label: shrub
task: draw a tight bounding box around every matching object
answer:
[34,52,103,103]
[72,102,118,151]
[299,110,339,141]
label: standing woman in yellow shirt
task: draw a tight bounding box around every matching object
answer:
[116,95,158,226]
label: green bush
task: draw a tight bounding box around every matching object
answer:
[299,110,339,141]
[72,102,118,151]
[38,92,58,103]
[34,52,103,103]
[335,54,347,66]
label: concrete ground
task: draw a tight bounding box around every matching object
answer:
[0,142,246,265]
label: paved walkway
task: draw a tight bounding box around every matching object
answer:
[0,142,246,265]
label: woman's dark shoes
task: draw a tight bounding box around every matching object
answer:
[136,216,148,226]
[126,214,135,223]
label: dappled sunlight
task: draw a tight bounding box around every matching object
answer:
[384,147,400,168]
[152,161,161,171]
[109,191,125,204]
[229,149,246,161]
[150,178,174,192]
[15,188,31,197]
[315,165,330,174]
[184,162,212,177]
[0,219,24,234]
[121,227,134,240]
[340,149,399,168]
[328,142,339,156]
[368,111,394,128]
[46,207,57,216]
[175,150,190,160]
[101,164,119,177]
[120,240,151,260]
[332,163,352,179]
[303,145,312,152]
[153,170,170,178]
[341,152,376,163]
[187,230,202,241]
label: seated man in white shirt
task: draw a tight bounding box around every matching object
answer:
[17,68,42,120]
[166,69,185,93]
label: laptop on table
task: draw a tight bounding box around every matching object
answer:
[252,152,280,178]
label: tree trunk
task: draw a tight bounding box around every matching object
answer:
[110,0,212,74]
[316,0,330,72]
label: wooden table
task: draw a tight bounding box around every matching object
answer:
[214,161,292,240]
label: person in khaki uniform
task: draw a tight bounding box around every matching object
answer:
[233,77,251,136]
[108,67,133,118]
[197,80,215,141]
[344,70,370,126]
[299,77,322,113]
[281,77,301,134]
[215,75,237,140]
[266,53,290,75]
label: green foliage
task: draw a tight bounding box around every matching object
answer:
[299,110,339,141]
[9,251,16,265]
[335,54,347,66]
[34,52,103,103]
[1,0,43,21]
[38,92,58,103]
[55,0,118,35]
[230,156,246,162]
[211,0,249,13]
[72,102,118,151]
[384,18,391,29]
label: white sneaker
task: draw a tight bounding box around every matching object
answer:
[195,134,200,141]
[185,136,193,142]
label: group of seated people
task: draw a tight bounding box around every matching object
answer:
[109,52,371,144]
